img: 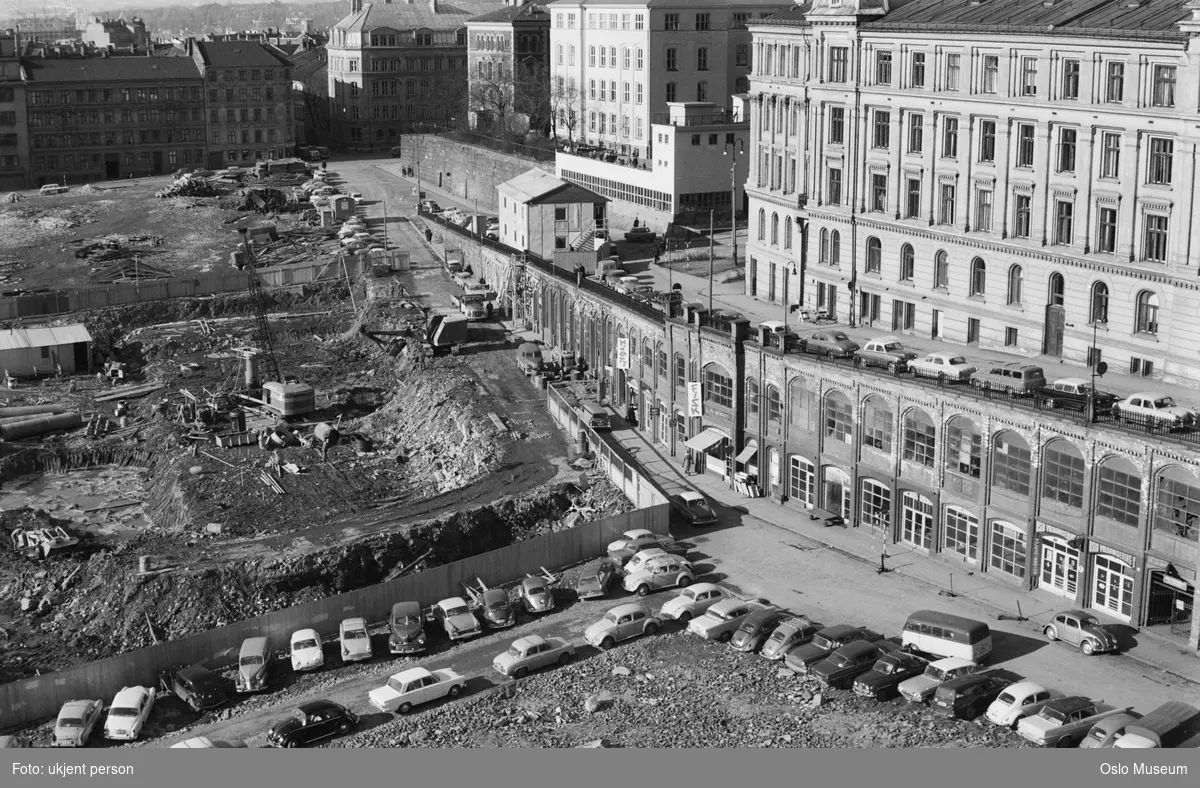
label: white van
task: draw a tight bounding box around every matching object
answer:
[901,610,993,663]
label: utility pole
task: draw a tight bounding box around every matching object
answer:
[707,209,715,315]
[724,139,744,271]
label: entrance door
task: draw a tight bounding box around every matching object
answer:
[789,456,815,507]
[1043,305,1065,356]
[152,151,163,175]
[822,466,851,518]
[72,341,89,372]
[1039,535,1079,598]
[827,287,838,321]
[104,154,119,179]
[861,293,880,325]
[1146,571,1195,626]
[749,257,757,297]
[931,309,942,339]
[768,447,780,498]
[674,412,687,454]
[900,492,934,550]
[1091,555,1134,620]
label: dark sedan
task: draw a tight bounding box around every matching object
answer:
[785,625,884,675]
[800,331,860,358]
[932,674,1011,720]
[477,588,516,629]
[267,700,358,748]
[159,665,232,712]
[576,558,620,600]
[811,640,898,689]
[853,650,931,701]
[730,610,795,653]
[670,491,719,527]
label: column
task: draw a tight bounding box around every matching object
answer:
[1034,124,1053,245]
[1120,132,1142,262]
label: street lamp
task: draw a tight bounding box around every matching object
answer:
[724,139,745,270]
[782,260,798,348]
[1088,292,1109,424]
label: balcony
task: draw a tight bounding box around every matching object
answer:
[558,143,651,171]
[652,109,742,127]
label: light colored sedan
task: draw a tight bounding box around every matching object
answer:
[622,555,696,596]
[339,617,373,663]
[290,628,325,672]
[492,634,575,679]
[909,352,976,381]
[53,699,103,747]
[584,604,662,649]
[606,529,676,563]
[624,547,668,573]
[659,582,731,623]
[687,598,774,642]
[985,681,1055,728]
[760,617,825,661]
[898,657,977,704]
[1017,697,1132,747]
[103,685,157,741]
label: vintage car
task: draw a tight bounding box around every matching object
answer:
[492,634,576,679]
[339,617,374,663]
[1080,712,1143,748]
[622,554,696,596]
[852,650,931,700]
[576,558,621,600]
[1017,697,1133,747]
[476,588,517,628]
[932,673,1011,720]
[986,681,1057,728]
[235,636,272,693]
[969,363,1047,396]
[898,657,978,705]
[388,601,427,654]
[730,609,797,654]
[1111,392,1197,429]
[419,200,442,214]
[368,667,466,715]
[290,629,325,672]
[170,737,248,748]
[1041,378,1120,414]
[518,576,556,614]
[103,686,157,741]
[659,582,732,623]
[432,597,483,640]
[267,700,359,747]
[909,352,977,381]
[606,529,682,563]
[800,330,860,358]
[624,547,669,574]
[760,617,826,661]
[688,598,775,642]
[159,665,232,711]
[855,336,919,372]
[811,640,899,689]
[785,625,884,676]
[670,491,719,527]
[585,604,662,649]
[1043,610,1120,656]
[52,699,104,747]
[625,226,656,243]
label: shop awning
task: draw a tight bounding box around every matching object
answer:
[684,428,726,453]
[735,443,758,464]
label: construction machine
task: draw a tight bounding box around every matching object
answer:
[11,526,80,561]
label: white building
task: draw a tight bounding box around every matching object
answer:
[745,0,1200,387]
[496,168,607,258]
[548,0,789,160]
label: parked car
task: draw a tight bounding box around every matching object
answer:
[1080,711,1143,748]
[659,582,732,623]
[388,601,427,654]
[670,491,719,527]
[614,275,644,296]
[931,673,1010,720]
[518,576,556,614]
[235,636,272,693]
[785,625,884,676]
[624,547,669,574]
[730,609,796,653]
[623,554,696,596]
[0,736,28,748]
[606,529,679,563]
[476,588,516,628]
[170,737,248,748]
[625,226,656,243]
[577,557,621,599]
[463,281,493,297]
[855,336,919,372]
[52,699,103,747]
[1041,609,1120,656]
[970,363,1047,395]
[898,657,978,704]
[1041,378,1120,414]
[40,184,69,195]
[688,598,775,642]
[159,665,232,712]
[909,352,976,381]
[585,604,663,649]
[290,629,325,672]
[339,617,373,663]
[800,330,860,358]
[267,700,358,747]
[432,597,483,640]
[985,681,1056,728]
[368,667,466,714]
[1110,701,1200,749]
[419,200,442,214]
[492,634,575,679]
[812,640,898,689]
[1017,697,1132,747]
[103,686,157,741]
[760,617,826,661]
[852,650,931,700]
[1112,392,1197,429]
[442,207,465,223]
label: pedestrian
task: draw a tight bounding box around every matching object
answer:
[633,216,640,229]
[425,228,433,242]
[684,451,694,476]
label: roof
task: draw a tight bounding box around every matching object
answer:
[1004,681,1049,696]
[819,624,863,638]
[392,666,435,683]
[290,628,319,640]
[835,639,883,656]
[1044,696,1095,713]
[391,600,421,615]
[514,634,548,649]
[482,588,509,603]
[930,656,976,669]
[623,528,655,538]
[609,603,647,615]
[191,40,293,68]
[340,616,367,628]
[297,699,342,713]
[678,491,705,503]
[239,636,268,652]
[58,699,96,715]
[709,597,750,613]
[499,169,606,205]
[0,324,92,351]
[469,2,550,23]
[522,575,548,588]
[22,57,200,84]
[686,581,721,593]
[112,686,147,703]
[335,1,504,33]
[439,596,469,607]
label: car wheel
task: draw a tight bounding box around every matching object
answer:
[678,612,693,623]
[398,702,413,715]
[188,699,202,712]
[1043,625,1058,642]
[719,631,733,643]
[514,667,529,679]
[449,684,462,698]
[285,738,300,748]
[1081,640,1096,656]
[558,652,572,666]
[1055,737,1072,749]
[644,623,660,636]
[636,584,650,597]
[601,637,615,649]
[337,722,350,734]
[677,575,692,588]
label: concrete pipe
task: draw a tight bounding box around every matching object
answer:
[0,412,83,440]
[0,404,67,419]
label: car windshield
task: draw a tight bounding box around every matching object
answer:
[998,692,1016,704]
[949,357,967,365]
[59,718,82,727]
[680,589,697,601]
[110,708,137,717]
[1154,397,1177,408]
[1040,708,1068,724]
[507,646,525,658]
[828,654,852,669]
[604,612,621,624]
[710,609,733,622]
[240,656,264,666]
[343,629,366,640]
[487,601,508,611]
[767,630,785,642]
[528,587,547,596]
[396,615,421,626]
[812,635,832,650]
[445,606,469,617]
[291,709,308,722]
[926,666,949,681]
[874,660,894,675]
[294,639,318,650]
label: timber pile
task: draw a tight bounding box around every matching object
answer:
[90,259,173,283]
[155,177,220,199]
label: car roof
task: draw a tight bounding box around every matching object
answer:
[1129,391,1171,399]
[482,588,509,603]
[513,634,547,650]
[709,598,750,614]
[177,665,212,679]
[930,657,976,669]
[940,672,995,689]
[623,529,655,538]
[1044,696,1094,713]
[297,699,342,714]
[1052,377,1089,387]
[679,491,706,503]
[609,603,646,616]
[341,617,367,629]
[685,582,722,594]
[240,636,268,654]
[868,335,903,344]
[522,576,547,589]
[439,596,469,608]
[391,601,422,616]
[632,547,667,558]
[112,686,146,704]
[391,667,435,683]
[834,639,881,657]
[1004,681,1048,696]
[743,608,782,626]
[1059,609,1093,618]
[818,624,861,638]
[291,628,319,641]
[59,699,98,715]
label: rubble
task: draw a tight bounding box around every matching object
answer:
[155,177,221,199]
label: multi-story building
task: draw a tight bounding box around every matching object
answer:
[548,0,789,160]
[0,30,29,190]
[466,0,550,134]
[188,39,296,167]
[81,17,149,50]
[326,0,502,152]
[746,0,1200,386]
[292,46,330,147]
[23,55,205,184]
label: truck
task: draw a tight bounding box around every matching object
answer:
[1111,701,1200,748]
[444,249,465,275]
[425,313,469,356]
[451,293,489,321]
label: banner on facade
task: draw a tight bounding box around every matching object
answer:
[687,382,703,417]
[616,338,630,370]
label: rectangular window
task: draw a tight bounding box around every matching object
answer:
[974,188,993,232]
[664,13,679,31]
[871,173,887,212]
[875,50,892,85]
[1055,200,1074,245]
[891,300,915,331]
[942,117,958,158]
[992,435,1031,496]
[1100,132,1121,178]
[1021,56,1038,96]
[1058,128,1077,172]
[829,47,848,83]
[1144,214,1169,262]
[1005,327,1018,347]
[703,367,732,409]
[979,120,995,163]
[1097,207,1118,253]
[982,55,998,94]
[1061,59,1080,99]
[1016,124,1035,167]
[697,48,708,71]
[945,53,960,90]
[1148,138,1174,185]
[873,110,890,149]
[939,183,956,225]
[905,178,921,219]
[910,52,926,88]
[828,106,845,145]
[1097,464,1142,527]
[903,415,937,467]
[1106,62,1124,102]
[827,167,843,206]
[990,522,1027,579]
[1042,446,1085,508]
[825,397,853,444]
[695,13,710,31]
[907,113,923,153]
[1153,65,1176,107]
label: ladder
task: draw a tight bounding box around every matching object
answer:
[238,227,283,383]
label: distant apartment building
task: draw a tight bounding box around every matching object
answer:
[188,39,296,168]
[23,55,205,185]
[465,0,550,133]
[292,46,330,146]
[81,17,149,50]
[326,0,502,152]
[0,29,29,190]
[548,0,789,160]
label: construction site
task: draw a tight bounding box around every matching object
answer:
[0,167,631,689]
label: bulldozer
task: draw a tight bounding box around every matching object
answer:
[11,526,80,561]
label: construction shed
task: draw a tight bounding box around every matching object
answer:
[0,325,94,376]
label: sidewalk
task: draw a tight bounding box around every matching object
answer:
[605,413,1200,686]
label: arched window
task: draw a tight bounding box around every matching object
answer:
[745,377,759,423]
[673,353,685,389]
[757,209,766,241]
[1097,456,1142,527]
[830,230,841,266]
[770,212,779,245]
[861,395,893,452]
[557,43,564,65]
[944,416,981,478]
[943,506,979,561]
[1007,264,1023,305]
[766,385,782,422]
[789,378,817,431]
[970,257,986,296]
[991,431,1032,496]
[783,217,793,249]
[934,250,949,288]
[899,243,914,281]
[1041,439,1085,510]
[824,390,853,444]
[1049,272,1065,306]
[865,236,882,273]
[703,363,733,408]
[1091,281,1109,323]
[1155,467,1200,543]
[1135,290,1159,334]
[819,228,830,263]
[902,408,936,467]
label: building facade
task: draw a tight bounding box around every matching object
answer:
[189,39,296,168]
[0,30,29,190]
[23,56,205,184]
[465,0,550,134]
[497,168,606,257]
[548,0,789,160]
[81,17,149,50]
[292,47,330,147]
[744,0,1200,387]
[326,0,502,152]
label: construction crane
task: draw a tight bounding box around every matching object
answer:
[237,226,283,383]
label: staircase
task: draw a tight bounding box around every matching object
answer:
[572,226,597,252]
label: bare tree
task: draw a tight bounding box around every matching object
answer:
[294,53,330,144]
[549,76,582,146]
[469,60,515,135]
[513,59,552,138]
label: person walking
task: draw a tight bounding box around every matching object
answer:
[683,451,694,476]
